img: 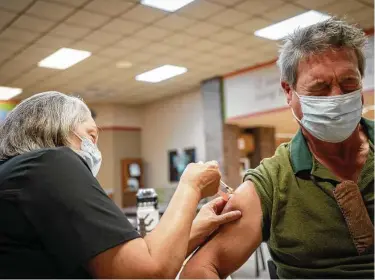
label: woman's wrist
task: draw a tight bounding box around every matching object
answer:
[177,182,202,203]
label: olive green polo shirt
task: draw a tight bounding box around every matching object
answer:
[244,118,374,278]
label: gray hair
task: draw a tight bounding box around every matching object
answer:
[277,17,367,87]
[0,91,91,159]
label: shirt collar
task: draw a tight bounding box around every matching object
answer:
[290,117,374,175]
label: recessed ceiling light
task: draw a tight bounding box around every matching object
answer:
[38,48,91,70]
[116,61,133,69]
[136,65,187,83]
[140,0,196,12]
[254,10,331,40]
[0,86,22,100]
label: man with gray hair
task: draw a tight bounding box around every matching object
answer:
[181,18,374,279]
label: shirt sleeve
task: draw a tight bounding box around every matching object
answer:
[19,147,140,274]
[243,159,275,242]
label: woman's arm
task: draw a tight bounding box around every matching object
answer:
[88,162,221,279]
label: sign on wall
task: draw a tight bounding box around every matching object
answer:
[224,36,374,121]
[0,102,16,122]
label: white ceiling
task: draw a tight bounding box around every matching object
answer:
[0,0,373,104]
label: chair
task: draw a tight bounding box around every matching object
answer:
[255,245,266,277]
[267,259,278,279]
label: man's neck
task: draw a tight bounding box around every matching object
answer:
[302,124,369,181]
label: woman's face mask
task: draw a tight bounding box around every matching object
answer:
[291,89,363,143]
[73,132,102,177]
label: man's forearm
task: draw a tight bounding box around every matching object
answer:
[181,258,220,279]
[144,183,200,278]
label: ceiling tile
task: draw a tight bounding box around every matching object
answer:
[0,0,33,12]
[134,26,170,41]
[0,48,17,65]
[213,45,244,56]
[163,33,198,46]
[0,40,24,54]
[263,4,306,22]
[71,40,102,52]
[234,17,273,34]
[170,48,199,59]
[97,47,132,59]
[15,45,56,64]
[116,36,150,50]
[232,34,270,49]
[66,10,110,28]
[122,5,168,24]
[321,0,366,15]
[207,0,244,6]
[0,9,17,29]
[0,27,40,44]
[209,28,244,43]
[12,15,55,33]
[44,0,87,7]
[207,8,250,27]
[100,18,144,35]
[178,0,225,19]
[293,0,336,9]
[142,43,173,55]
[154,14,195,31]
[124,52,154,64]
[234,0,285,15]
[34,34,73,49]
[27,1,74,21]
[185,21,222,37]
[11,67,57,88]
[85,0,135,16]
[189,39,221,51]
[50,23,91,39]
[359,0,374,4]
[258,42,279,54]
[0,59,31,81]
[84,30,122,46]
[347,8,374,29]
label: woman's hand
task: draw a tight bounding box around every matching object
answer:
[187,196,242,255]
[179,161,221,199]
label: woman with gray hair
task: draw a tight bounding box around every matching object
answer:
[0,91,241,278]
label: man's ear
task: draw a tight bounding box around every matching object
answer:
[281,81,293,106]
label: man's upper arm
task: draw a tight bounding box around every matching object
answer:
[181,180,263,279]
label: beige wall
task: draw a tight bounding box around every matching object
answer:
[141,90,206,190]
[92,103,142,206]
[89,103,142,128]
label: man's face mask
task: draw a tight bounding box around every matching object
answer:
[74,132,102,177]
[291,89,363,143]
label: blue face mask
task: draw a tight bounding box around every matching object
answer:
[74,132,102,177]
[292,89,363,143]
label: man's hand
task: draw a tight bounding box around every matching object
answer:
[187,197,242,255]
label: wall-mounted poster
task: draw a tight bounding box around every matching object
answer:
[169,148,196,182]
[0,102,16,123]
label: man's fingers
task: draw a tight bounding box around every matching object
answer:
[215,210,242,225]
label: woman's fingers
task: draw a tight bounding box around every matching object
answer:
[214,210,242,226]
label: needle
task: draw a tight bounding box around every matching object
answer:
[220,180,234,194]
